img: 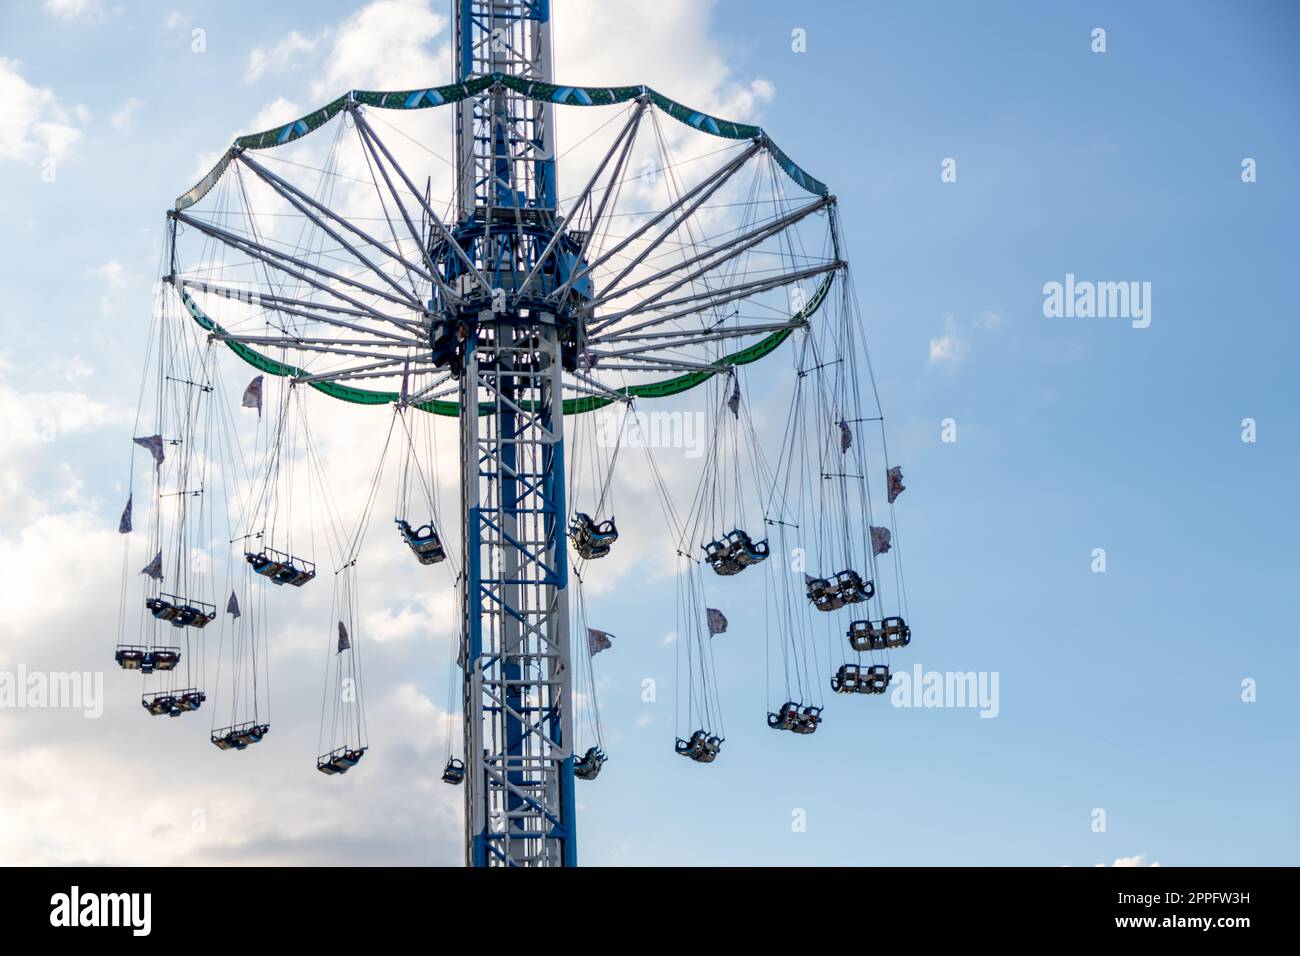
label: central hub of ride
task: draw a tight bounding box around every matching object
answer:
[427,216,592,377]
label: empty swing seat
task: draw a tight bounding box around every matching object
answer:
[317,746,367,775]
[806,570,875,612]
[211,721,270,751]
[145,594,216,629]
[846,616,910,652]
[115,644,180,674]
[245,547,316,587]
[142,688,205,718]
[115,644,150,671]
[574,746,607,780]
[441,757,465,785]
[569,512,618,560]
[674,730,723,763]
[832,663,891,695]
[114,646,145,670]
[151,649,181,670]
[396,518,447,565]
[767,701,823,734]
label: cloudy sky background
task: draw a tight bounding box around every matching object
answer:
[1,0,1297,866]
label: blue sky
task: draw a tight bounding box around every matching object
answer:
[0,0,1296,866]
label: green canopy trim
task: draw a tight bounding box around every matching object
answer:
[176,270,835,417]
[175,73,827,210]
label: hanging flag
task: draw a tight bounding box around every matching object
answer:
[706,608,728,636]
[587,627,614,656]
[118,494,133,534]
[337,621,351,654]
[226,591,241,619]
[140,551,163,580]
[870,525,892,556]
[887,465,906,504]
[727,375,740,418]
[133,434,165,467]
[241,375,264,417]
[839,419,852,453]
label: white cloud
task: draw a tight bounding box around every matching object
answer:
[245,30,322,85]
[310,0,448,96]
[85,260,129,316]
[0,377,132,521]
[110,97,142,131]
[1103,853,1161,867]
[929,310,1004,366]
[63,356,94,383]
[244,0,449,97]
[928,313,969,367]
[43,0,105,21]
[0,58,84,164]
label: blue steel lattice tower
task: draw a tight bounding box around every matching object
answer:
[450,0,578,867]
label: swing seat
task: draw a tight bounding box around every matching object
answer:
[175,690,205,713]
[793,705,823,735]
[807,570,875,611]
[114,645,148,671]
[847,665,889,697]
[172,599,216,629]
[273,563,315,587]
[246,548,316,587]
[317,746,367,775]
[574,746,607,780]
[141,693,176,717]
[145,597,180,622]
[846,616,910,652]
[675,730,722,763]
[767,701,800,731]
[832,663,891,695]
[805,575,840,610]
[725,529,769,568]
[569,512,617,560]
[396,519,447,565]
[150,648,181,672]
[768,701,822,733]
[833,570,874,606]
[142,688,204,718]
[148,598,214,629]
[702,538,743,576]
[441,757,466,785]
[148,595,215,629]
[211,721,269,751]
[245,551,286,579]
